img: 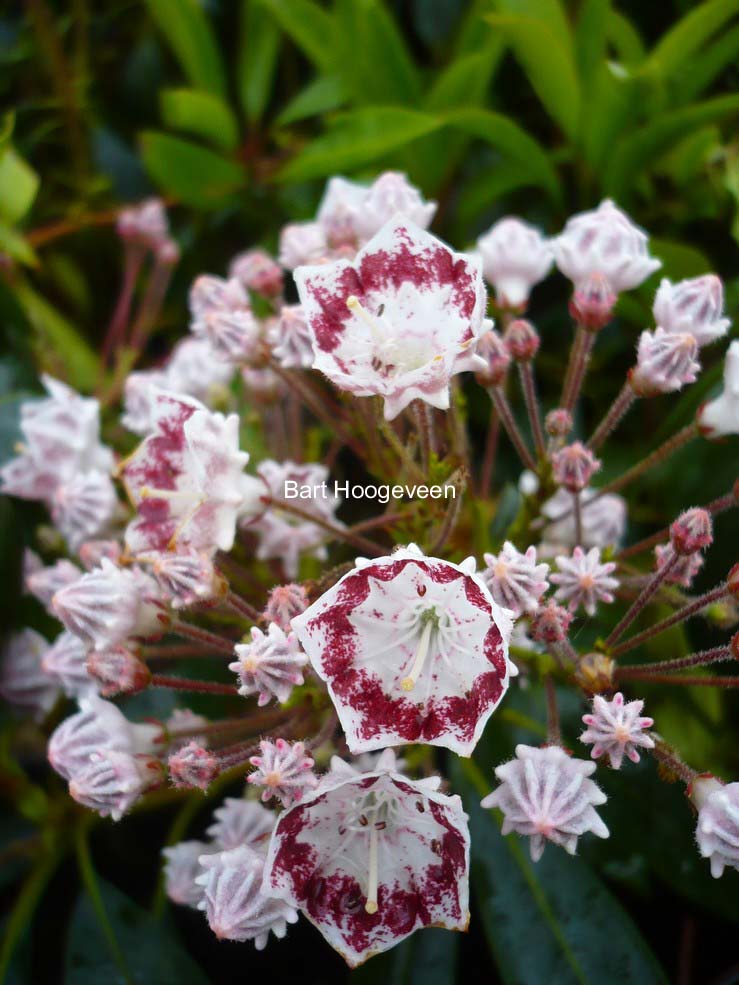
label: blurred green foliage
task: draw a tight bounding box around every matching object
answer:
[1,2,739,983]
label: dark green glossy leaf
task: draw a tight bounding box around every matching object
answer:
[645,0,739,83]
[160,88,239,151]
[452,759,669,985]
[350,926,459,985]
[575,0,610,87]
[0,146,38,224]
[66,877,208,985]
[259,0,336,73]
[276,75,348,127]
[492,0,573,55]
[146,0,227,96]
[139,131,245,208]
[606,10,646,64]
[238,0,281,123]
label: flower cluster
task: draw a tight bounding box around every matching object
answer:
[2,180,739,968]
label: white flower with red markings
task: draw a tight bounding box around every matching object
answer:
[248,739,318,808]
[262,749,469,968]
[120,391,257,556]
[477,217,553,308]
[551,546,619,616]
[295,217,489,420]
[553,199,660,293]
[481,744,609,860]
[580,692,654,769]
[291,544,515,756]
[230,624,307,706]
[653,275,730,347]
[481,542,549,617]
[197,846,299,946]
[699,340,739,438]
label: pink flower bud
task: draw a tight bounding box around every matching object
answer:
[168,741,218,790]
[474,329,511,386]
[78,540,122,570]
[654,543,703,588]
[42,630,93,697]
[146,549,225,609]
[229,249,284,298]
[669,508,713,556]
[545,408,573,438]
[117,199,169,250]
[653,274,730,347]
[268,305,315,370]
[69,750,163,820]
[568,272,617,331]
[26,559,80,609]
[631,328,700,396]
[247,738,317,808]
[477,216,552,308]
[86,645,151,696]
[278,221,328,270]
[530,601,573,643]
[551,442,601,492]
[262,583,310,632]
[504,319,540,361]
[51,470,118,552]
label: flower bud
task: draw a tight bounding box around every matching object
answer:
[653,274,730,347]
[476,217,553,309]
[229,249,284,298]
[504,319,540,362]
[86,645,151,696]
[168,741,218,790]
[263,583,310,632]
[69,750,163,821]
[545,408,573,438]
[574,653,616,694]
[669,508,713,556]
[474,329,511,386]
[530,601,573,644]
[146,549,226,610]
[631,328,700,396]
[568,272,617,331]
[551,442,601,492]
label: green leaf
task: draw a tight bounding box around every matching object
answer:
[606,10,645,65]
[645,0,739,83]
[0,147,39,225]
[277,108,442,182]
[139,131,244,208]
[649,237,712,280]
[486,14,580,138]
[66,876,209,985]
[492,0,573,55]
[604,95,739,201]
[426,52,500,111]
[575,0,610,87]
[350,926,458,985]
[259,0,336,72]
[333,0,422,105]
[238,0,281,123]
[160,88,239,151]
[0,223,37,267]
[11,280,99,391]
[673,24,739,104]
[453,759,669,985]
[145,0,226,96]
[580,63,646,170]
[444,108,562,201]
[276,75,348,127]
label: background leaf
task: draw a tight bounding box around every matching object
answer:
[139,131,245,208]
[160,88,239,151]
[146,0,227,96]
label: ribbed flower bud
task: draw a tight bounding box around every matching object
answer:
[529,601,573,643]
[551,442,601,492]
[168,741,219,791]
[229,249,284,298]
[504,319,540,362]
[474,329,511,386]
[545,408,573,438]
[69,750,163,821]
[670,508,713,556]
[86,645,151,696]
[568,272,617,331]
[262,583,310,632]
[631,328,700,396]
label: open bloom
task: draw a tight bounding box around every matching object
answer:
[120,391,257,555]
[692,776,739,878]
[295,217,488,420]
[197,846,299,946]
[653,275,730,347]
[476,217,552,307]
[262,749,469,967]
[553,199,660,293]
[291,544,515,756]
[580,693,654,768]
[481,744,609,860]
[550,546,619,616]
[0,629,59,720]
[699,340,739,438]
[481,542,549,617]
[230,624,307,706]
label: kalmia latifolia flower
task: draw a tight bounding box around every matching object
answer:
[248,739,318,807]
[541,487,627,550]
[230,624,307,706]
[699,340,739,438]
[291,544,515,756]
[168,741,219,790]
[670,507,713,556]
[551,442,601,492]
[42,630,94,697]
[86,645,151,696]
[476,217,553,308]
[163,841,211,908]
[117,198,168,250]
[120,391,257,555]
[504,318,540,362]
[51,470,118,552]
[52,558,162,651]
[279,221,329,270]
[691,776,739,878]
[631,327,700,395]
[568,272,617,330]
[654,543,703,587]
[0,629,59,719]
[351,171,436,243]
[481,744,609,860]
[69,749,163,821]
[481,542,549,617]
[144,548,225,609]
[580,693,654,768]
[550,546,619,616]
[189,274,262,364]
[262,749,469,967]
[553,199,661,293]
[263,583,310,632]
[197,846,299,946]
[295,217,488,420]
[653,274,730,347]
[268,304,315,369]
[529,600,573,644]
[26,558,81,609]
[473,329,511,386]
[229,248,284,298]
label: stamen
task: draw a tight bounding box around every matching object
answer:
[401,616,434,692]
[365,822,379,914]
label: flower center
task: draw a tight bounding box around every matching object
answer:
[400,610,438,692]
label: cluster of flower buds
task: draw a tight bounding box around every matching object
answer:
[2,179,739,970]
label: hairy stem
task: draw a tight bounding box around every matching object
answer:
[488,386,537,471]
[588,380,636,452]
[605,553,679,647]
[611,583,729,657]
[616,645,732,678]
